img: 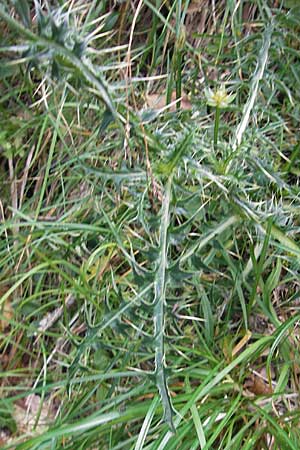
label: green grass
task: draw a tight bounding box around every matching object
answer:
[1,1,300,449]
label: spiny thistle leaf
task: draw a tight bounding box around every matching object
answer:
[157,132,193,176]
[68,284,153,380]
[0,5,119,121]
[153,176,175,431]
[12,0,31,28]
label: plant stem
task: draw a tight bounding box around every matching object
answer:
[214,106,221,152]
[176,50,182,110]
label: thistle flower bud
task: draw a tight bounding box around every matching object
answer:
[204,84,235,108]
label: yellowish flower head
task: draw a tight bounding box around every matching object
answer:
[204,84,235,108]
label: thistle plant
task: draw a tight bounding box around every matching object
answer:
[205,84,235,152]
[1,2,300,449]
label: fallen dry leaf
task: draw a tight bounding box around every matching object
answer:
[244,373,273,396]
[13,394,54,437]
[146,91,192,112]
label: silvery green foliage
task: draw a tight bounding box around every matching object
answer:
[11,1,86,77]
[1,1,116,115]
